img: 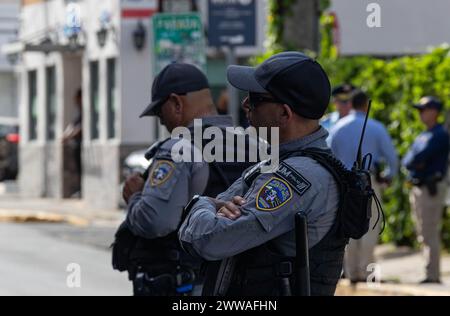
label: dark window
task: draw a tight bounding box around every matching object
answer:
[107,58,117,139]
[28,70,38,141]
[90,61,100,140]
[46,66,57,140]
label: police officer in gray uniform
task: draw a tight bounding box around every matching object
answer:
[119,63,255,296]
[179,52,348,296]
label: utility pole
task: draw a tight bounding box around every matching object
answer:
[225,46,239,126]
[282,0,320,52]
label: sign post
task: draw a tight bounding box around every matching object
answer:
[225,47,239,126]
[207,0,257,126]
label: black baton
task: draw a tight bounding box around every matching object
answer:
[295,212,310,296]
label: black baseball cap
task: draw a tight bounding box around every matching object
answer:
[140,63,210,117]
[332,84,355,101]
[413,96,443,112]
[227,51,331,119]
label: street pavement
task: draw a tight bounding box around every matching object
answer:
[0,222,131,296]
[1,190,450,296]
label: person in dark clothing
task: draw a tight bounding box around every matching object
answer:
[403,96,450,284]
[62,89,83,193]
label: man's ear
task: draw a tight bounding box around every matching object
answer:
[170,93,184,114]
[280,104,294,123]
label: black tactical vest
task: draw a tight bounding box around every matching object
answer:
[223,222,347,296]
[205,149,348,296]
[127,127,257,278]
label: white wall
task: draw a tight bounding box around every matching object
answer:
[0,72,17,118]
[119,7,155,145]
[331,0,450,56]
[20,0,64,44]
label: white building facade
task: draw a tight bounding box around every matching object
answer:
[7,0,158,208]
[4,0,268,209]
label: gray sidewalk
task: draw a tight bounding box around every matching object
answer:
[337,244,450,296]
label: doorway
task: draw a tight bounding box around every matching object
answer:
[62,55,83,199]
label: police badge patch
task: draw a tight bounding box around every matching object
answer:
[256,177,293,211]
[150,160,175,187]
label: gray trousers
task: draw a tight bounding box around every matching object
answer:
[410,181,447,281]
[344,180,382,282]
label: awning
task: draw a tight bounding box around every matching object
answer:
[2,39,85,56]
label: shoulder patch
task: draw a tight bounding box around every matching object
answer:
[256,177,293,212]
[150,160,175,187]
[275,162,311,196]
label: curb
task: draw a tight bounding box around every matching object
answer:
[337,280,450,296]
[0,210,90,227]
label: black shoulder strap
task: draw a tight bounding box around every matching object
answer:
[281,148,348,185]
[190,124,232,189]
[144,137,171,160]
[280,148,348,208]
[141,137,172,180]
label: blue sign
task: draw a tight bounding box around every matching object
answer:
[207,0,257,48]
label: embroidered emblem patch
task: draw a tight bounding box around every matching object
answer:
[150,160,175,187]
[256,177,293,211]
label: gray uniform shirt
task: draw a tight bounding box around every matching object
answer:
[126,116,234,239]
[179,127,339,261]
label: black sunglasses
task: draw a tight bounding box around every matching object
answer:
[153,93,187,117]
[244,93,283,110]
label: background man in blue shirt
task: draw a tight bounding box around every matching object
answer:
[402,96,450,284]
[321,84,355,131]
[329,90,398,283]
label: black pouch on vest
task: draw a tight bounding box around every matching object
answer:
[111,221,138,274]
[111,141,166,275]
[340,169,373,239]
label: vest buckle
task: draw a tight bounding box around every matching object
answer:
[277,261,293,277]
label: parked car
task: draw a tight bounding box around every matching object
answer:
[119,148,152,208]
[0,119,19,181]
[122,149,151,180]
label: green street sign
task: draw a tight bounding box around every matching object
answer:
[152,13,206,75]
